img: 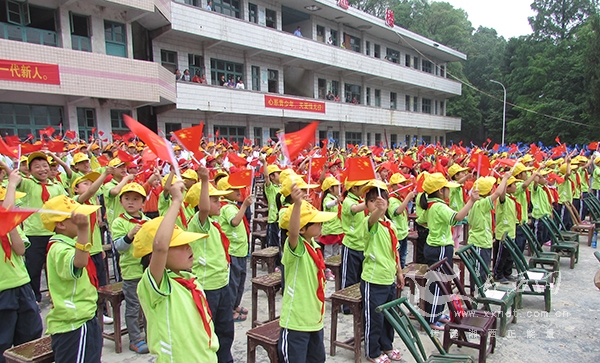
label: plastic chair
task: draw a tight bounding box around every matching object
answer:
[521,223,561,272]
[540,215,579,269]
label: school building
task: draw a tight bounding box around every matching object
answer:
[0,0,466,147]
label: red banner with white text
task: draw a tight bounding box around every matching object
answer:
[0,59,60,85]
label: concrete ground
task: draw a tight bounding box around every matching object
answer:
[38,238,600,363]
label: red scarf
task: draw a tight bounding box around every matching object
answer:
[508,195,522,222]
[211,221,231,264]
[304,240,326,322]
[47,241,99,288]
[379,220,400,266]
[85,200,98,239]
[179,206,188,229]
[119,213,147,225]
[2,235,13,265]
[220,201,250,237]
[41,183,50,203]
[173,277,213,345]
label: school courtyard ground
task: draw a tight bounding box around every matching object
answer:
[38,239,600,363]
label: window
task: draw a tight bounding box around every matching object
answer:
[210,58,243,86]
[165,123,182,135]
[344,83,361,104]
[365,41,370,56]
[319,130,327,146]
[265,8,276,28]
[77,108,96,141]
[367,132,371,145]
[269,128,280,142]
[161,49,178,74]
[405,134,411,147]
[5,0,30,26]
[346,33,361,53]
[182,0,199,5]
[440,101,445,115]
[318,78,326,99]
[345,132,362,145]
[413,56,419,70]
[316,25,325,42]
[374,44,380,58]
[422,60,432,73]
[332,131,340,146]
[248,3,257,23]
[405,54,411,67]
[390,92,397,109]
[330,29,338,46]
[2,2,59,47]
[268,69,278,93]
[254,127,262,146]
[422,135,431,144]
[405,95,411,111]
[213,0,240,18]
[188,54,204,79]
[439,136,444,145]
[104,21,126,57]
[390,134,397,147]
[375,89,381,107]
[0,103,63,139]
[366,87,371,106]
[214,125,246,145]
[251,65,260,91]
[440,65,445,77]
[422,98,432,114]
[413,96,418,112]
[70,12,91,52]
[375,133,381,145]
[386,48,400,63]
[331,80,339,98]
[110,109,131,134]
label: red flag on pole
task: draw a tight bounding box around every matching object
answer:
[345,157,376,182]
[279,121,319,161]
[172,123,204,160]
[227,152,248,167]
[0,208,36,235]
[0,137,18,158]
[228,169,253,187]
[116,149,135,163]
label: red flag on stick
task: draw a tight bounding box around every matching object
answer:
[172,123,205,161]
[471,153,491,177]
[116,149,135,163]
[45,140,65,153]
[227,152,248,167]
[0,137,18,158]
[0,207,36,235]
[228,169,253,188]
[345,157,376,182]
[280,121,319,161]
[123,115,178,175]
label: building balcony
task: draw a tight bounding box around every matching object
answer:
[168,2,461,96]
[175,82,460,131]
[0,39,176,105]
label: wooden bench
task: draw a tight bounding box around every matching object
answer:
[330,283,363,363]
[251,246,279,278]
[97,282,128,353]
[407,230,419,264]
[3,335,53,363]
[247,318,280,363]
[324,254,342,292]
[251,271,281,328]
[402,263,428,312]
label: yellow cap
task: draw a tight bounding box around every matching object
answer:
[512,162,534,176]
[40,196,101,231]
[539,169,552,176]
[27,152,48,168]
[132,217,208,258]
[173,145,182,151]
[161,174,181,188]
[279,168,297,186]
[19,155,28,163]
[0,186,26,201]
[108,158,127,167]
[423,172,460,194]
[279,200,336,230]
[184,182,232,208]
[504,176,518,186]
[119,183,147,198]
[575,155,589,163]
[182,169,198,181]
[448,164,468,178]
[594,158,600,165]
[344,179,370,190]
[321,176,341,192]
[474,176,496,195]
[281,175,319,197]
[521,154,534,163]
[72,153,90,164]
[90,144,100,151]
[360,179,389,196]
[216,176,245,190]
[267,165,282,175]
[389,173,407,185]
[71,171,101,195]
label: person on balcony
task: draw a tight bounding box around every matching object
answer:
[294,26,303,37]
[192,72,202,83]
[175,69,181,81]
[182,69,191,82]
[235,78,245,89]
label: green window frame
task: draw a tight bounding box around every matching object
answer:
[345,132,362,146]
[210,58,243,86]
[390,92,397,109]
[189,54,204,79]
[0,103,63,139]
[70,12,91,52]
[344,83,361,104]
[213,0,240,19]
[104,20,126,57]
[214,125,246,145]
[161,49,178,73]
[248,3,257,23]
[422,98,432,114]
[375,89,381,107]
[77,108,96,141]
[110,109,131,135]
[251,65,260,91]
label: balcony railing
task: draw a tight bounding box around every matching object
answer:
[0,23,58,47]
[71,35,91,52]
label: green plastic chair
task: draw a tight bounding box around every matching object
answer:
[540,215,579,269]
[376,297,475,363]
[520,223,561,272]
[550,209,580,242]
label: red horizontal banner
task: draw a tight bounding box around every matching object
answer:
[0,59,60,85]
[264,95,326,113]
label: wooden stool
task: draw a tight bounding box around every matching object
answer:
[452,255,470,294]
[247,318,280,363]
[408,231,418,263]
[97,282,128,353]
[251,271,281,327]
[3,336,54,363]
[330,283,363,363]
[325,255,342,291]
[251,246,279,278]
[402,263,428,312]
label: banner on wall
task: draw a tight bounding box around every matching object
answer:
[0,59,60,85]
[264,95,326,113]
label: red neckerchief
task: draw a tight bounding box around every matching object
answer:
[119,213,147,225]
[46,241,99,288]
[55,174,62,183]
[1,235,13,265]
[173,276,213,345]
[85,199,98,239]
[379,220,399,266]
[40,183,50,202]
[508,195,523,222]
[210,221,231,264]
[575,172,581,190]
[541,186,554,206]
[178,206,188,229]
[303,239,325,322]
[549,187,559,205]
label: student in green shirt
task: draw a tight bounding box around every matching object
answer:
[0,172,42,362]
[419,172,478,330]
[262,161,282,255]
[40,195,102,363]
[493,176,520,283]
[387,173,415,269]
[133,181,218,363]
[448,163,470,249]
[512,162,536,252]
[361,180,405,363]
[557,156,574,231]
[102,157,134,227]
[277,185,336,363]
[531,169,553,247]
[320,176,343,281]
[592,157,600,200]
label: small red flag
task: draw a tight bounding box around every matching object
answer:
[416,173,426,193]
[45,140,65,153]
[97,155,109,167]
[173,123,205,161]
[64,130,77,140]
[588,142,599,151]
[123,115,175,165]
[0,207,36,235]
[4,135,19,147]
[0,137,18,158]
[401,155,415,169]
[116,149,135,163]
[345,157,376,182]
[280,122,319,161]
[266,155,277,164]
[227,152,248,167]
[309,157,327,172]
[471,153,491,177]
[215,129,220,138]
[20,143,43,155]
[228,169,253,187]
[555,136,561,144]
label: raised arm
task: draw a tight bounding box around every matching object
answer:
[2,170,25,256]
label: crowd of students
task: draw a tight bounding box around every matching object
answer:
[0,135,597,363]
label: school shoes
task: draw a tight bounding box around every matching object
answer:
[130,340,150,354]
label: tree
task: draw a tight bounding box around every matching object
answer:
[529,0,599,40]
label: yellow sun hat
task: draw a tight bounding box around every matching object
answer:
[422,172,460,194]
[216,176,246,191]
[389,173,408,185]
[71,171,101,195]
[279,200,336,231]
[132,217,208,258]
[0,186,26,201]
[119,182,147,198]
[360,179,389,196]
[40,196,101,232]
[184,182,232,208]
[448,164,468,178]
[512,162,534,177]
[321,176,341,192]
[281,175,319,197]
[474,176,496,195]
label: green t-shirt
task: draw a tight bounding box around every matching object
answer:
[341,193,366,251]
[531,185,552,219]
[579,168,590,193]
[467,197,494,249]
[321,193,343,236]
[570,174,581,199]
[158,191,195,229]
[74,195,103,255]
[17,177,67,236]
[361,217,398,285]
[111,212,150,280]
[137,269,219,363]
[592,166,600,190]
[0,227,30,291]
[102,178,125,228]
[415,192,428,227]
[45,234,98,334]
[264,183,280,224]
[219,200,248,257]
[280,236,325,332]
[558,178,573,204]
[188,214,229,290]
[514,181,529,224]
[424,198,457,247]
[495,197,517,240]
[388,196,409,240]
[449,185,465,211]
